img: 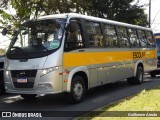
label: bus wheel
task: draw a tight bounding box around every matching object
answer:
[0,74,5,94]
[0,85,5,94]
[150,72,156,78]
[127,66,143,85]
[20,94,37,100]
[67,76,85,104]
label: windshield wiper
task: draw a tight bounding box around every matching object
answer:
[9,46,26,55]
[42,46,48,51]
[28,45,49,52]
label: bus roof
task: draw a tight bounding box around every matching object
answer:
[39,13,152,31]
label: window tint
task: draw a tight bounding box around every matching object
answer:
[146,31,155,47]
[86,21,103,47]
[117,26,130,47]
[138,30,147,47]
[64,19,84,51]
[128,28,140,47]
[104,24,118,47]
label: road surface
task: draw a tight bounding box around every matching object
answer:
[0,75,160,120]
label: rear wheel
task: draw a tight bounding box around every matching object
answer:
[150,71,156,78]
[127,66,143,85]
[20,94,37,100]
[66,76,85,104]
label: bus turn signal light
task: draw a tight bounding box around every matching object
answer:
[64,80,68,82]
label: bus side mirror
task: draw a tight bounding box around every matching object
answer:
[2,28,8,36]
[69,20,77,33]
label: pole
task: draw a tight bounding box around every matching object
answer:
[149,0,151,28]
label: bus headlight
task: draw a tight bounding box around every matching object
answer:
[41,66,59,77]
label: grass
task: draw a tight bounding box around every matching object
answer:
[78,86,160,120]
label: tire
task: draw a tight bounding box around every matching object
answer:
[0,84,5,94]
[66,76,85,104]
[20,94,37,100]
[0,72,5,94]
[150,72,156,78]
[127,66,143,85]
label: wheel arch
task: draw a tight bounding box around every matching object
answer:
[134,60,144,76]
[73,72,88,90]
[66,66,89,92]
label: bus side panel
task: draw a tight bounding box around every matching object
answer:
[63,48,157,91]
[63,50,134,89]
[144,49,157,72]
[90,68,98,88]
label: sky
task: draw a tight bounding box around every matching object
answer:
[139,0,160,33]
[0,0,160,49]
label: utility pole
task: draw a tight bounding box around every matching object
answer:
[149,0,151,28]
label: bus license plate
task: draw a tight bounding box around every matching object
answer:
[17,78,28,83]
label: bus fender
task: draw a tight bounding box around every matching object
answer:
[66,66,89,92]
[134,60,143,76]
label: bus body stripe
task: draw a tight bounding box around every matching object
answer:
[64,50,157,68]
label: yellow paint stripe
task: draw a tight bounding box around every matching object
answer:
[64,50,157,68]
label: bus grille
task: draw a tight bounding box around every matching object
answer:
[11,70,37,88]
[13,81,34,88]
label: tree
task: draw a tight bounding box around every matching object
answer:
[0,0,148,33]
[81,0,148,26]
[0,48,6,55]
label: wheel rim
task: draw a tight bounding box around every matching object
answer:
[73,81,83,100]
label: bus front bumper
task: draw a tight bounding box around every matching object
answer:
[4,69,64,94]
[5,82,62,94]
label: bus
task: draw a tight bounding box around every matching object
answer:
[3,13,157,103]
[150,33,160,77]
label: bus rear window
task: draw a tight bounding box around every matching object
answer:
[138,30,147,47]
[104,24,118,47]
[86,21,103,47]
[128,28,139,47]
[117,26,130,47]
[146,31,155,47]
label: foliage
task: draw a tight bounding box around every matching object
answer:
[78,86,160,120]
[0,48,6,55]
[82,0,148,26]
[0,0,148,34]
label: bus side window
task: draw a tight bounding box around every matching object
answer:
[128,28,139,47]
[137,30,147,47]
[117,26,130,47]
[64,19,84,51]
[104,24,118,47]
[86,21,103,47]
[146,31,155,47]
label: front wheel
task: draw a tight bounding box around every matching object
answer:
[66,76,85,104]
[127,66,143,85]
[0,84,5,94]
[0,74,5,94]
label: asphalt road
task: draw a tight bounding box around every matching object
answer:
[0,75,160,120]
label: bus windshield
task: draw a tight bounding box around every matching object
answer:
[7,18,66,59]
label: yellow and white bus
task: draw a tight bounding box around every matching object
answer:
[3,13,157,103]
